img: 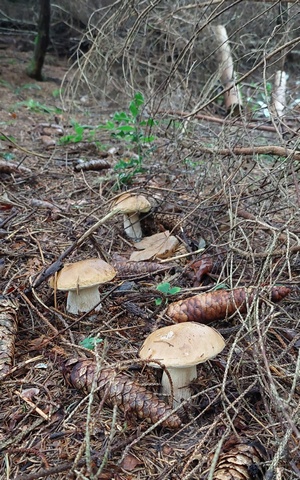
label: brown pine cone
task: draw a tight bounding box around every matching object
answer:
[0,296,19,380]
[64,358,182,429]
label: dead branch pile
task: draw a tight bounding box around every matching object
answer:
[64,0,300,109]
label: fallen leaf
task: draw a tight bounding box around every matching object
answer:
[120,453,143,471]
[20,387,40,401]
[130,231,179,261]
[190,254,213,285]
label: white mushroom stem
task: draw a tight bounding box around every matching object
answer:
[161,365,197,406]
[66,286,101,314]
[123,212,143,241]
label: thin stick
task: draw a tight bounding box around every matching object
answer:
[159,247,205,263]
[19,291,58,335]
[194,144,300,161]
[0,355,43,380]
[14,390,49,421]
[158,109,287,133]
[0,130,48,159]
[13,457,90,480]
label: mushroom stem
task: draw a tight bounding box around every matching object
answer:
[67,285,101,314]
[161,365,197,406]
[123,212,142,241]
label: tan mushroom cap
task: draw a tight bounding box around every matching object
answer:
[139,322,225,368]
[113,193,151,214]
[49,258,116,291]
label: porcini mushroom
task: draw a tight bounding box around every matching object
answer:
[49,258,116,314]
[139,322,225,406]
[113,193,151,241]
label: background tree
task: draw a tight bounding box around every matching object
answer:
[26,0,50,80]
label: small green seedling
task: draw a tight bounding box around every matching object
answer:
[79,337,103,351]
[155,282,181,306]
[1,152,15,161]
[59,122,95,145]
[98,92,157,185]
[58,92,157,185]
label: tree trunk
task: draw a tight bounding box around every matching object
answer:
[26,0,50,81]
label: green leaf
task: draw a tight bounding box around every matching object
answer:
[79,337,103,350]
[98,121,116,130]
[129,102,139,118]
[74,123,84,135]
[156,282,171,294]
[129,92,144,118]
[134,92,144,107]
[140,135,155,143]
[155,298,163,306]
[168,286,181,295]
[113,112,130,122]
[156,282,181,297]
[116,125,135,133]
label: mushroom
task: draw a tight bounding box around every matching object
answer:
[49,258,116,314]
[139,322,225,406]
[113,193,151,241]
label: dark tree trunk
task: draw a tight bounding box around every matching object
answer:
[26,0,50,81]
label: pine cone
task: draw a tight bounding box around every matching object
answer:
[112,259,172,278]
[212,439,266,479]
[64,358,182,429]
[0,296,19,379]
[167,286,290,323]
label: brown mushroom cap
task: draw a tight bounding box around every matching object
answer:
[139,322,225,368]
[49,258,116,291]
[113,193,151,214]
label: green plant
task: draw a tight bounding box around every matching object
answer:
[155,282,181,306]
[59,92,157,184]
[59,121,97,145]
[13,99,62,114]
[79,336,103,350]
[98,92,157,185]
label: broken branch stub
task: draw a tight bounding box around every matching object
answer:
[272,70,287,119]
[166,286,290,323]
[64,358,182,429]
[214,25,243,114]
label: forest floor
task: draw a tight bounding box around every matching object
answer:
[0,46,300,480]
